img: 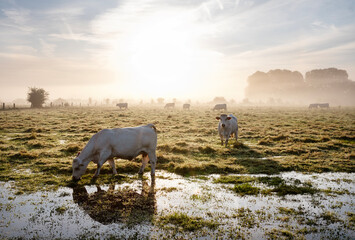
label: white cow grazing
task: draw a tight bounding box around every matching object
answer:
[72,124,157,181]
[216,114,238,147]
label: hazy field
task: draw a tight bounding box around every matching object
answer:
[0,106,354,239]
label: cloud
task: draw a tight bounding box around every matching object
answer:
[42,6,84,18]
[0,52,115,86]
[1,8,34,32]
[2,8,29,25]
[39,39,56,56]
[6,45,37,54]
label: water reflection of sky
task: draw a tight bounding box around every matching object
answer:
[0,171,354,239]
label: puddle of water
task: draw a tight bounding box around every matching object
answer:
[13,169,32,175]
[0,171,354,239]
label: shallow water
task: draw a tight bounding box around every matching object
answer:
[0,171,354,239]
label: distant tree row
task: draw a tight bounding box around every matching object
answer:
[245,68,355,105]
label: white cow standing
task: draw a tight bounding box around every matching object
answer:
[72,124,157,181]
[216,114,238,147]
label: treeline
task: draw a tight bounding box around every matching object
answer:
[245,68,355,106]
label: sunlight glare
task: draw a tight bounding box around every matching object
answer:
[125,13,201,97]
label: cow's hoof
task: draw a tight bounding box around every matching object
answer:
[72,176,80,182]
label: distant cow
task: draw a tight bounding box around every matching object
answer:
[216,114,238,147]
[116,103,128,109]
[309,103,330,109]
[309,103,318,109]
[183,104,190,110]
[72,124,157,181]
[319,103,329,108]
[213,104,227,111]
[164,103,175,109]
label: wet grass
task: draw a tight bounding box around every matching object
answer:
[232,183,260,196]
[157,212,219,231]
[0,106,354,193]
[272,183,318,196]
[214,175,256,184]
[0,170,354,239]
[214,175,319,196]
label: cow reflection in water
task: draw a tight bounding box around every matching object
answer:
[72,177,156,225]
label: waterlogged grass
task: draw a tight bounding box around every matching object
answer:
[0,106,354,193]
[0,171,354,239]
[157,212,219,232]
[214,175,256,184]
[272,183,318,196]
[233,183,260,196]
[214,175,319,196]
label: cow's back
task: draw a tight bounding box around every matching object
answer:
[228,114,238,131]
[104,126,156,156]
[214,104,227,110]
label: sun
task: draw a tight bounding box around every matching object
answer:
[122,12,203,98]
[108,10,222,100]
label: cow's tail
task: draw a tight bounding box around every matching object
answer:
[146,123,157,132]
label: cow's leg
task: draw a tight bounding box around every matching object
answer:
[235,129,238,141]
[108,159,117,175]
[224,135,229,147]
[219,134,224,146]
[139,153,149,175]
[93,151,110,178]
[148,152,157,176]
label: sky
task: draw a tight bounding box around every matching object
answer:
[0,0,354,102]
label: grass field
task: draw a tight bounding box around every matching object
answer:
[0,106,354,192]
[0,106,354,239]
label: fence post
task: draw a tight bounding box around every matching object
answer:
[2,103,4,110]
[13,103,15,109]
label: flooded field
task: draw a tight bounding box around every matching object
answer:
[0,106,354,239]
[1,170,354,239]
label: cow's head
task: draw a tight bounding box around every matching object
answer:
[216,114,231,128]
[72,152,86,181]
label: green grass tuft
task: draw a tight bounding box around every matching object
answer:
[214,175,256,184]
[158,212,218,231]
[233,183,260,196]
[272,183,318,196]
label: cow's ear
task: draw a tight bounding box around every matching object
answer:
[227,117,231,120]
[216,117,220,120]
